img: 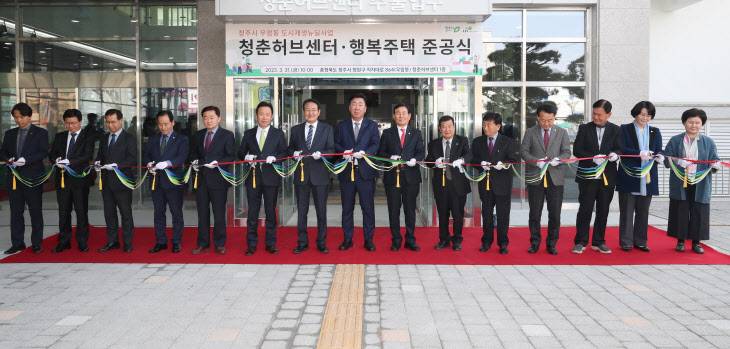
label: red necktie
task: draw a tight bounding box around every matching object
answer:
[205,131,212,152]
[400,128,405,147]
[489,137,494,155]
[543,129,549,149]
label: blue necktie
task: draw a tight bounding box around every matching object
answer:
[306,125,313,149]
[67,133,77,159]
[160,134,167,155]
[109,133,116,151]
[17,128,27,156]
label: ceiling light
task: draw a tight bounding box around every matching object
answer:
[92,63,98,66]
[80,55,85,58]
[114,68,119,71]
[41,57,46,59]
[190,20,198,23]
[168,57,174,59]
[39,50,46,54]
[130,19,137,23]
[46,47,52,50]
[163,35,170,38]
[3,42,11,46]
[189,47,195,50]
[144,47,150,50]
[113,35,119,38]
[71,19,80,23]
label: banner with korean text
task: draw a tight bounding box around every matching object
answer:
[225,23,482,76]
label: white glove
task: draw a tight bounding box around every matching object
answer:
[481,161,490,171]
[435,157,445,169]
[536,157,548,169]
[343,149,353,161]
[57,158,70,168]
[676,159,690,168]
[593,154,606,166]
[204,160,218,168]
[101,163,117,170]
[639,150,653,160]
[146,161,155,168]
[266,156,276,164]
[406,158,416,167]
[94,160,101,172]
[191,159,199,171]
[549,157,561,167]
[609,152,619,162]
[353,150,365,159]
[7,157,14,163]
[14,157,25,167]
[312,151,322,160]
[293,150,302,158]
[494,161,506,170]
[154,162,168,170]
[711,161,723,170]
[390,155,400,160]
[451,158,464,168]
[244,154,256,161]
[654,154,665,164]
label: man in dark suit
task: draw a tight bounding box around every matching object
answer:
[472,112,517,254]
[48,109,95,253]
[425,115,472,251]
[238,101,287,255]
[288,98,335,254]
[377,104,425,252]
[1,103,48,254]
[190,105,236,255]
[520,104,572,255]
[96,109,137,253]
[143,110,189,254]
[572,99,622,254]
[334,93,380,252]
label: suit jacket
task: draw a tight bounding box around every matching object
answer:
[377,126,425,186]
[616,123,662,195]
[471,134,517,196]
[238,126,287,187]
[663,133,719,204]
[520,124,571,186]
[142,131,190,191]
[1,125,49,187]
[573,121,622,185]
[425,135,473,197]
[190,127,236,190]
[334,117,380,181]
[287,122,335,186]
[48,129,96,188]
[96,130,137,192]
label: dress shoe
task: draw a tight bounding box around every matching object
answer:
[123,245,133,253]
[528,244,539,254]
[364,240,376,252]
[390,243,400,251]
[452,243,462,251]
[547,246,558,255]
[479,244,490,252]
[676,241,685,252]
[215,246,226,255]
[51,243,72,253]
[634,245,650,252]
[4,244,26,254]
[245,246,256,255]
[591,244,612,254]
[293,246,308,254]
[78,244,90,252]
[317,245,329,254]
[172,243,181,253]
[339,239,354,251]
[266,245,279,254]
[692,243,704,254]
[499,246,509,255]
[434,241,451,250]
[621,246,632,252]
[572,244,585,254]
[148,244,167,253]
[32,245,43,254]
[404,242,420,251]
[192,246,210,255]
[98,243,120,252]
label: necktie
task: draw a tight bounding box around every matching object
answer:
[543,129,549,149]
[354,122,360,142]
[17,128,27,155]
[205,131,212,152]
[109,133,116,151]
[400,128,406,147]
[445,140,452,180]
[259,129,266,151]
[488,137,494,155]
[306,125,314,149]
[160,134,167,155]
[67,133,77,159]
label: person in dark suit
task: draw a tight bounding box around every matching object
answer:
[238,101,288,255]
[190,105,236,255]
[143,110,189,254]
[520,104,571,255]
[572,99,622,254]
[1,103,49,254]
[424,115,472,251]
[96,109,137,253]
[334,93,381,252]
[288,98,335,254]
[377,104,425,252]
[48,109,95,253]
[472,112,517,254]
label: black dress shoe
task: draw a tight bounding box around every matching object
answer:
[692,243,704,254]
[78,244,89,252]
[172,244,181,253]
[98,243,120,252]
[435,241,451,250]
[634,245,650,252]
[479,244,490,252]
[4,244,26,254]
[51,243,71,253]
[245,246,256,255]
[339,239,354,251]
[528,244,539,254]
[404,242,420,251]
[293,246,308,254]
[547,246,558,255]
[676,241,685,252]
[621,246,632,252]
[390,243,400,251]
[452,244,462,251]
[123,245,133,253]
[32,245,43,254]
[317,245,329,254]
[149,244,167,253]
[499,246,509,255]
[266,245,279,254]
[364,240,376,252]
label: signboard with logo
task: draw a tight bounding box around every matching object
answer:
[225,23,482,77]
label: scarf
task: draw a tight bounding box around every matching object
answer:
[683,133,700,175]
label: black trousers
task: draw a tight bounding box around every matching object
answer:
[196,184,228,248]
[340,170,376,241]
[56,183,90,247]
[246,185,279,247]
[385,183,419,246]
[434,180,466,244]
[575,180,615,246]
[618,192,652,247]
[152,187,184,245]
[527,175,562,247]
[479,189,510,247]
[295,183,329,247]
[668,184,710,241]
[9,183,44,247]
[102,187,134,246]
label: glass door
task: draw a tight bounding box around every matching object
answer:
[415,78,434,226]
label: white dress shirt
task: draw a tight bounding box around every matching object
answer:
[304,121,318,141]
[66,129,81,156]
[255,125,271,147]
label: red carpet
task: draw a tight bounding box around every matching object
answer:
[1,226,728,265]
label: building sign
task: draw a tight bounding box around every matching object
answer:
[217,0,490,17]
[225,23,482,76]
